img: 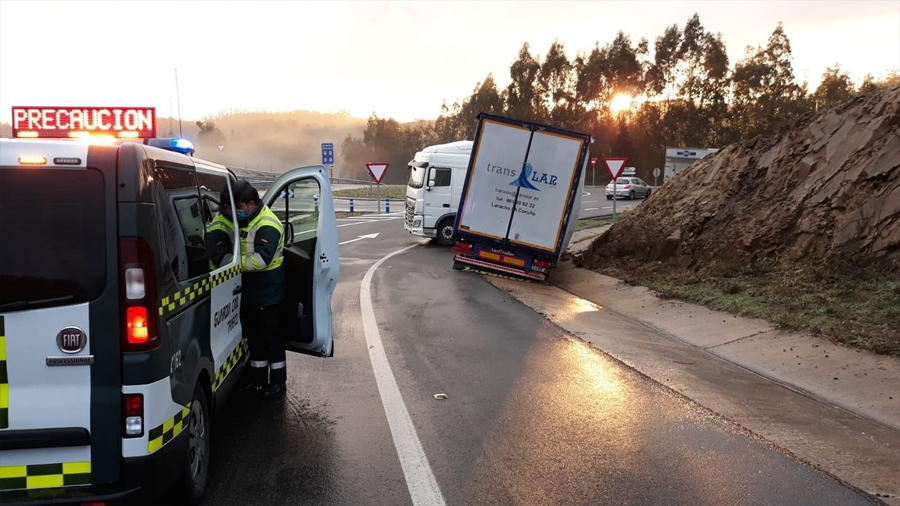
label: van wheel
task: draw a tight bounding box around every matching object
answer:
[179,383,211,504]
[435,218,455,247]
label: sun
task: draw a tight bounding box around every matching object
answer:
[609,93,633,114]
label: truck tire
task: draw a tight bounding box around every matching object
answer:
[435,218,455,247]
[178,383,211,504]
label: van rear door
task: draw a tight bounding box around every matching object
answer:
[264,166,339,357]
[0,144,121,495]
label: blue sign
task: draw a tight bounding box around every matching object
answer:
[321,142,334,166]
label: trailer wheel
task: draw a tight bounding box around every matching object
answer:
[435,218,455,246]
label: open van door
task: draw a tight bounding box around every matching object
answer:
[263,166,339,357]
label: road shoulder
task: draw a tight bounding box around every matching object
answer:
[485,266,900,504]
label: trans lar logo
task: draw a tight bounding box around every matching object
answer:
[510,163,558,191]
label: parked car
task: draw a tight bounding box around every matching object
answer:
[605,177,652,200]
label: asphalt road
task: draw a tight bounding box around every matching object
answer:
[198,218,873,506]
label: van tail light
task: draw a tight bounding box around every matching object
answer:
[119,238,159,352]
[123,394,144,437]
[127,307,150,343]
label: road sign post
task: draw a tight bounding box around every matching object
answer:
[321,142,334,178]
[590,157,597,186]
[365,163,389,215]
[653,167,661,187]
[603,157,628,223]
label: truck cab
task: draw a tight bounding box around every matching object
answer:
[404,140,471,246]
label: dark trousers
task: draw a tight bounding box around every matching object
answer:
[241,304,287,386]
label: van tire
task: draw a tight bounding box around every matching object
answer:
[435,218,455,247]
[178,383,211,504]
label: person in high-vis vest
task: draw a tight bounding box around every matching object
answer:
[231,180,288,400]
[206,191,235,270]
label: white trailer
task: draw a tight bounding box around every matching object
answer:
[451,113,590,281]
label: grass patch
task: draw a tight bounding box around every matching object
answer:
[333,185,407,200]
[595,260,900,357]
[335,211,368,219]
[576,217,614,231]
[575,209,633,232]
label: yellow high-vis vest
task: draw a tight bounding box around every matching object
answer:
[239,205,284,272]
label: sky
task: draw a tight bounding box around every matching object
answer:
[0,0,898,124]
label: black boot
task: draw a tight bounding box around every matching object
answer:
[261,382,286,400]
[238,365,267,393]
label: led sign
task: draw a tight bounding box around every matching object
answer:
[12,106,156,139]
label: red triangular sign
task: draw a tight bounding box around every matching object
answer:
[366,163,389,184]
[603,157,628,179]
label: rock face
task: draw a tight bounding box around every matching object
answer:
[586,86,900,269]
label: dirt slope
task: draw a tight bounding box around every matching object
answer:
[586,86,900,269]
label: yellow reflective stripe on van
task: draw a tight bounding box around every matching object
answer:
[212,338,248,392]
[147,403,192,454]
[0,462,91,491]
[0,316,8,429]
[157,265,241,318]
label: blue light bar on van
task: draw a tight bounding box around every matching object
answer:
[147,138,195,155]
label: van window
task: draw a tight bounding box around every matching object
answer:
[270,179,320,246]
[155,167,210,281]
[0,168,106,311]
[196,172,234,269]
[431,168,452,187]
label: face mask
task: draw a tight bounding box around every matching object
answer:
[236,210,248,221]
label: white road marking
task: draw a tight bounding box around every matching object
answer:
[336,217,403,228]
[584,208,599,211]
[361,245,446,506]
[339,233,380,246]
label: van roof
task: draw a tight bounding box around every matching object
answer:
[0,138,227,172]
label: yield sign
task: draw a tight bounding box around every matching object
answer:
[217,145,225,153]
[603,157,628,179]
[366,162,389,184]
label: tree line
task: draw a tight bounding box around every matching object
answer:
[342,13,899,184]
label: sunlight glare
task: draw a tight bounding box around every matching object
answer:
[610,93,633,114]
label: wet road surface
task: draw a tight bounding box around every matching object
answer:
[199,218,874,505]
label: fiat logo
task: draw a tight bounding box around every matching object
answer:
[56,327,87,354]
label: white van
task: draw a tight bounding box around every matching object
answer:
[0,136,339,504]
[404,140,472,245]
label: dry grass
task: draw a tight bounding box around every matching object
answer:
[594,259,900,357]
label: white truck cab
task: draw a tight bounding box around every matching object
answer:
[404,140,471,246]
